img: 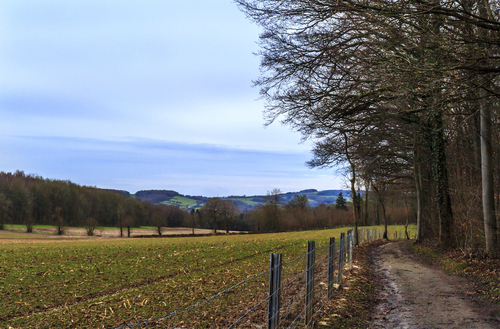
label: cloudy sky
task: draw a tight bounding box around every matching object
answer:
[0,1,343,196]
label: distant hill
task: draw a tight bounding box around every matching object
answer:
[133,189,352,211]
[105,189,131,197]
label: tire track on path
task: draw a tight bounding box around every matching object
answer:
[371,241,500,328]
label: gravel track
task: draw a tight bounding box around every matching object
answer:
[370,241,500,328]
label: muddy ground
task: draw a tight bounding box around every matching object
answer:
[370,241,500,328]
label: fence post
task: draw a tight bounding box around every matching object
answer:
[338,233,345,283]
[305,241,315,327]
[346,230,351,269]
[348,232,353,269]
[327,237,336,298]
[367,228,370,242]
[268,253,282,329]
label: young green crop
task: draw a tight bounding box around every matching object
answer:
[1,226,414,328]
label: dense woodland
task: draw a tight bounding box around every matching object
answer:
[0,171,187,236]
[236,0,500,253]
[0,171,413,236]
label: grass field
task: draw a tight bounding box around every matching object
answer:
[0,225,414,328]
[160,196,198,207]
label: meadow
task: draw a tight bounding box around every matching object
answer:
[0,225,413,328]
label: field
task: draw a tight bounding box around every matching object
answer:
[160,196,198,208]
[2,224,220,240]
[0,225,413,328]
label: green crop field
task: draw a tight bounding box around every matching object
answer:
[0,225,414,328]
[161,196,197,207]
[228,197,260,206]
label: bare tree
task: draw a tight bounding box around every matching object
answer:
[201,197,222,234]
[54,206,65,235]
[152,205,166,236]
[86,217,98,236]
[220,199,238,234]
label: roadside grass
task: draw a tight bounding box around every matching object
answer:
[315,240,385,329]
[409,240,500,305]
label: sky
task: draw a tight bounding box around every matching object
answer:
[0,1,344,196]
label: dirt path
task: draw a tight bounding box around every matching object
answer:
[370,241,500,328]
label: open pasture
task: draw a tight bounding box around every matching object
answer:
[0,226,413,328]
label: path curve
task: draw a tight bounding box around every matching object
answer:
[370,241,500,328]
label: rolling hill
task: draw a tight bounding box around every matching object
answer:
[132,189,352,211]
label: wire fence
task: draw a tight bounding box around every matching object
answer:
[114,228,390,329]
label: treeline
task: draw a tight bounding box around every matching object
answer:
[237,0,500,253]
[0,171,412,236]
[202,189,412,233]
[0,171,187,235]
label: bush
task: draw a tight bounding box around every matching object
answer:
[86,217,99,236]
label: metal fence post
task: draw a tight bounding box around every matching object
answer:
[268,253,282,329]
[327,237,336,298]
[305,241,315,327]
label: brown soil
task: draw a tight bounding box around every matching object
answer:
[370,241,500,328]
[0,227,241,245]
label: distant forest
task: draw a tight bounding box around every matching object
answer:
[0,171,185,233]
[0,171,412,235]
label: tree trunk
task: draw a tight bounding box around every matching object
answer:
[480,89,498,252]
[414,127,424,243]
[373,183,388,240]
[348,160,359,246]
[429,110,454,248]
[364,181,370,226]
[478,0,498,253]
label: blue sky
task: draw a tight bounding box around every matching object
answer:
[0,1,343,196]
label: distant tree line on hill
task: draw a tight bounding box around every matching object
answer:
[0,171,186,235]
[0,171,412,236]
[243,189,412,233]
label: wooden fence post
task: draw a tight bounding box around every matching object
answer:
[267,253,282,329]
[338,233,345,282]
[348,231,353,269]
[305,241,315,327]
[327,237,336,298]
